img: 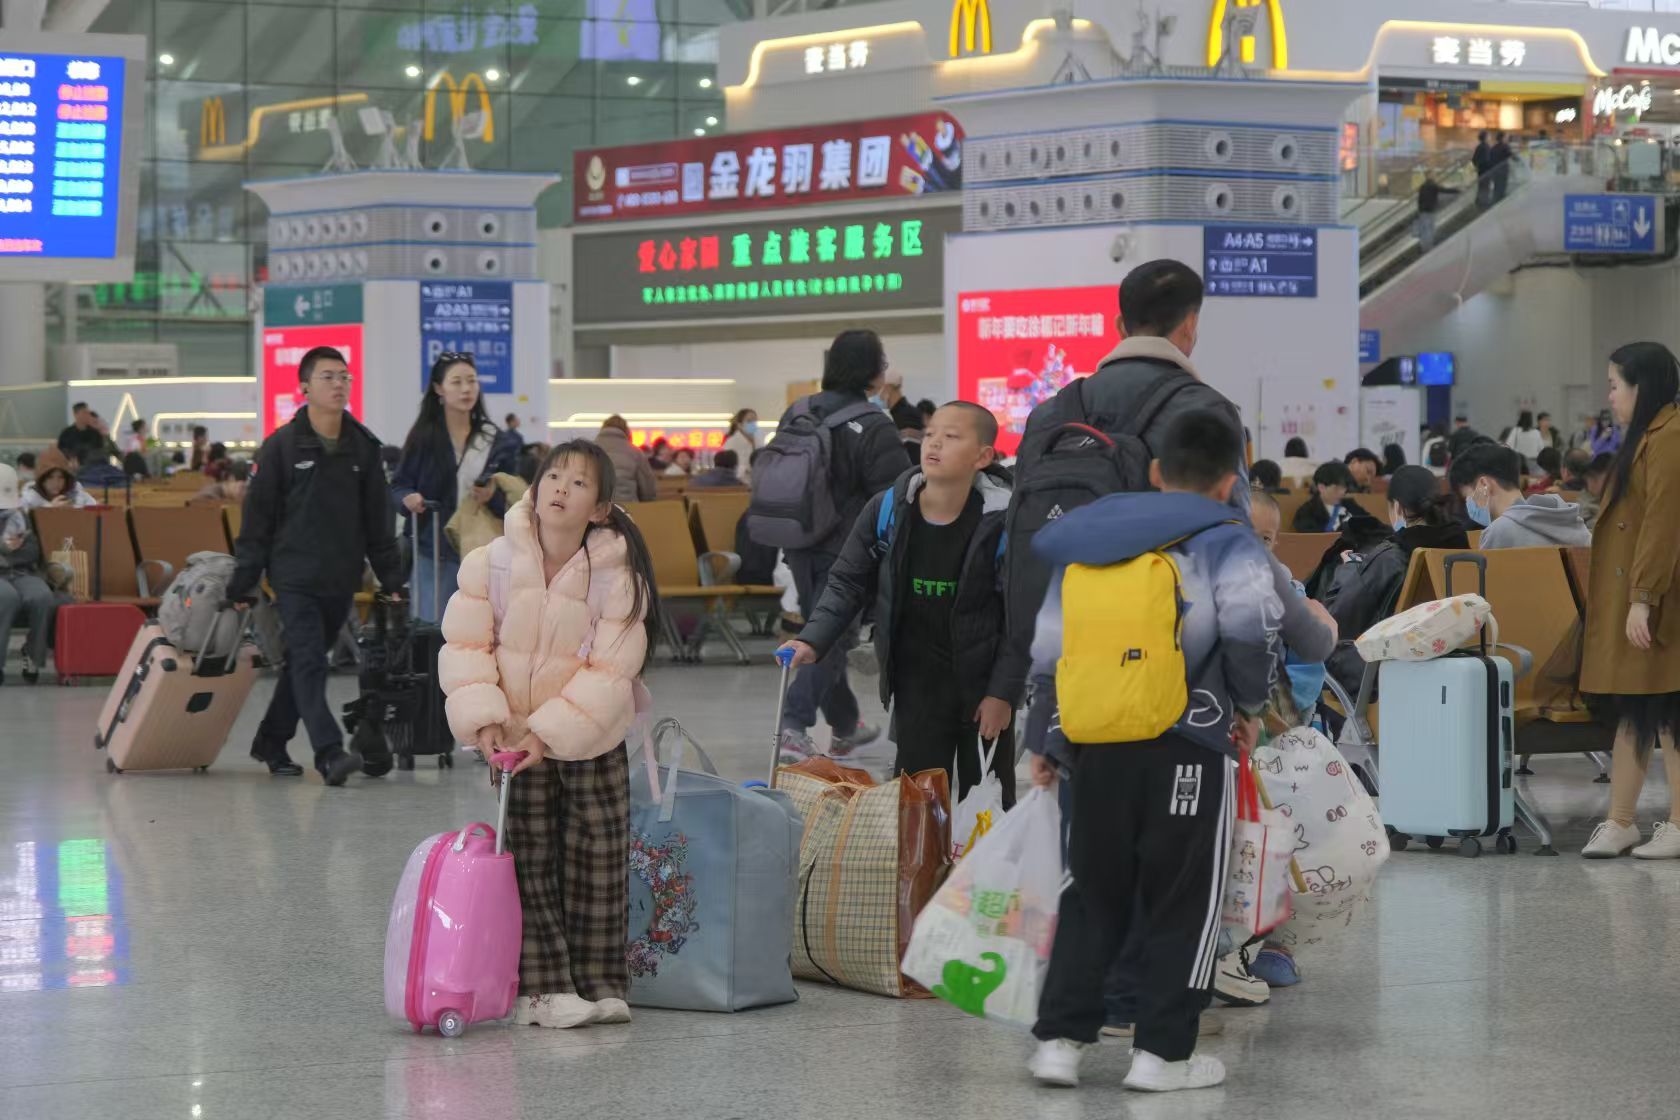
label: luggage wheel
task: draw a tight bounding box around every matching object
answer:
[436,1009,465,1038]
[105,758,120,775]
[1457,836,1482,858]
[437,753,454,770]
[1386,827,1410,853]
[398,754,416,771]
[194,766,210,774]
[1496,833,1518,855]
[1425,836,1444,850]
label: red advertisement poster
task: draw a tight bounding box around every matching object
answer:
[261,324,365,435]
[955,287,1120,456]
[573,112,962,223]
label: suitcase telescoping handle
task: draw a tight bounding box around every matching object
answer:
[769,647,795,789]
[1443,553,1490,652]
[410,501,443,619]
[488,750,526,855]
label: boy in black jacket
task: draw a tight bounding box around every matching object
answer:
[779,401,1016,803]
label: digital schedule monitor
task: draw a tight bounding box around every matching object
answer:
[0,30,145,282]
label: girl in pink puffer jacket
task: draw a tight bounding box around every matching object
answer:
[438,440,658,1030]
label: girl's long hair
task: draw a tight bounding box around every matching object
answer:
[1605,342,1680,512]
[537,439,659,670]
[1388,465,1455,527]
[403,353,494,460]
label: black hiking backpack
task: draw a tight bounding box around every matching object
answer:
[1002,372,1196,661]
[747,397,880,550]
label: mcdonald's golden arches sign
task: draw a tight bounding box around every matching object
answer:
[1207,0,1288,69]
[200,95,227,147]
[424,71,495,143]
[949,0,991,57]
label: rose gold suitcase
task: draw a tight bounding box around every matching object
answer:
[95,615,258,774]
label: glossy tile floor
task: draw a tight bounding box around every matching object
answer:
[5,655,1680,1119]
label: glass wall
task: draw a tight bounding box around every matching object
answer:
[78,0,730,370]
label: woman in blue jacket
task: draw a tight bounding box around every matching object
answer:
[391,353,519,620]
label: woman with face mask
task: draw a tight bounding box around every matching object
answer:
[1581,342,1680,859]
[723,408,759,483]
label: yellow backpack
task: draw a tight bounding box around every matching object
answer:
[1056,550,1189,744]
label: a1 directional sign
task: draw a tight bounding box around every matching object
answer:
[1564,194,1659,253]
[1203,224,1318,297]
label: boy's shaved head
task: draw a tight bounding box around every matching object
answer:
[938,400,999,448]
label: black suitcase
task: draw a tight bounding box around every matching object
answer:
[345,506,455,774]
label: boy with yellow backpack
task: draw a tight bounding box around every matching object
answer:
[1025,410,1284,1094]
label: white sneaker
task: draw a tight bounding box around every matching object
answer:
[591,997,632,1024]
[512,993,597,1028]
[1123,1049,1227,1092]
[1212,949,1269,1007]
[1028,1039,1087,1087]
[1633,821,1680,860]
[1583,819,1642,859]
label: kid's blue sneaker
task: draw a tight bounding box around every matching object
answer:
[1250,947,1301,988]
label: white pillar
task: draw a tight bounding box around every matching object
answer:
[0,284,47,387]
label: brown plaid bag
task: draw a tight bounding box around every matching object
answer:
[783,761,950,998]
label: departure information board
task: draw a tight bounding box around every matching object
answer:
[0,50,126,260]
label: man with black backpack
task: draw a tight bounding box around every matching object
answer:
[1004,259,1276,1015]
[749,329,911,763]
[1001,260,1246,705]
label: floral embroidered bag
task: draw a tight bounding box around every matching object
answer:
[626,718,802,1012]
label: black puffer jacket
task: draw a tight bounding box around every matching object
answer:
[230,410,405,602]
[797,465,1015,710]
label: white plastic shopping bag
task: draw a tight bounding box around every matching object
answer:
[950,738,1006,862]
[902,787,1062,1028]
[1222,748,1293,942]
[1254,726,1389,950]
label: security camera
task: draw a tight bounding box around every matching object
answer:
[1109,230,1132,263]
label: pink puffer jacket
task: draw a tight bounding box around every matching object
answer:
[437,497,647,760]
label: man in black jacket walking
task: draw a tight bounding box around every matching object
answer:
[774,330,911,763]
[229,346,404,785]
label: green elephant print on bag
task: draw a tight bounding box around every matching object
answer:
[932,952,1008,1017]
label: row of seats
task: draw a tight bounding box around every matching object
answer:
[31,503,236,608]
[1269,530,1484,583]
[620,491,778,665]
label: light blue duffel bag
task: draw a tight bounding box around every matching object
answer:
[626,718,802,1012]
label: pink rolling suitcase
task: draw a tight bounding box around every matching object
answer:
[94,611,258,774]
[385,751,525,1037]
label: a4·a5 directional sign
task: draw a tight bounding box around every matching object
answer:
[1564,194,1659,253]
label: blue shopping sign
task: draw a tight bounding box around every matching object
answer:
[1203,225,1318,298]
[1359,329,1381,364]
[1563,194,1658,253]
[419,280,513,392]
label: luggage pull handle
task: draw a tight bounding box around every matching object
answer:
[769,647,794,788]
[1442,553,1492,653]
[410,501,443,619]
[469,750,526,857]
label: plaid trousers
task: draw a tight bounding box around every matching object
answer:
[504,745,630,1000]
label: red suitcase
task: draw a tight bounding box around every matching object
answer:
[54,513,145,683]
[56,603,146,682]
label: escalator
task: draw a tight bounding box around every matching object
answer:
[1357,151,1608,339]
